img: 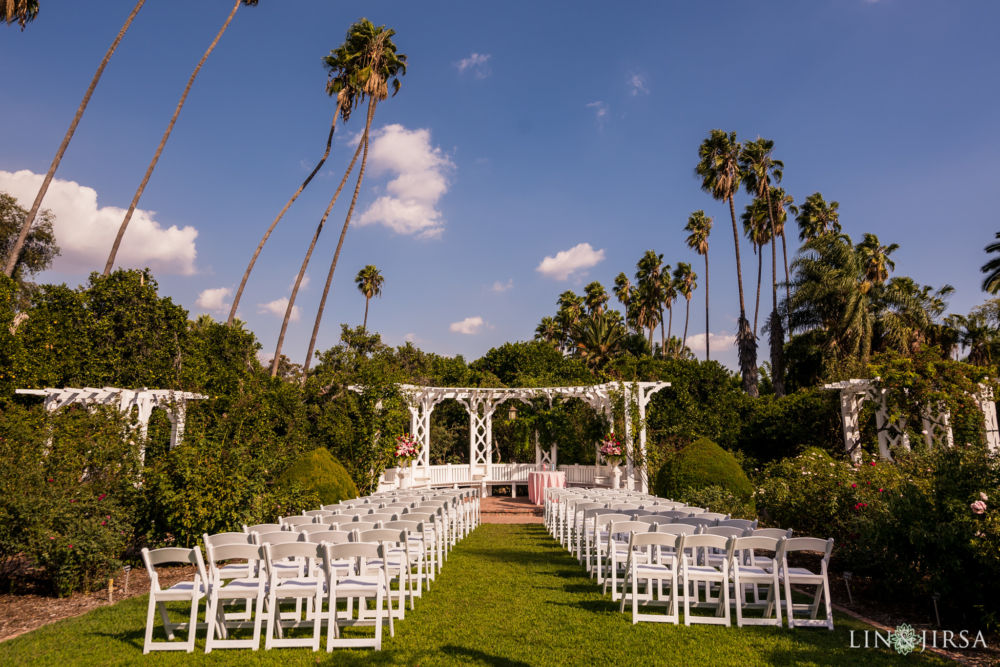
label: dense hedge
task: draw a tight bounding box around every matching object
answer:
[277,448,358,505]
[653,437,753,504]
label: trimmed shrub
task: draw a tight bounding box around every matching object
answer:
[736,388,842,463]
[278,448,358,505]
[653,437,753,508]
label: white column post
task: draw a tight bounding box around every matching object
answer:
[623,388,634,491]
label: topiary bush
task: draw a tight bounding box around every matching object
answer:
[277,447,358,506]
[653,437,753,512]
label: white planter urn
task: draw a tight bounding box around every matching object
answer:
[610,462,622,490]
[398,465,412,489]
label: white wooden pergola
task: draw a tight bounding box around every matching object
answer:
[353,382,669,492]
[822,379,999,462]
[15,387,207,460]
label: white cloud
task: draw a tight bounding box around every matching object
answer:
[0,169,197,275]
[404,332,417,343]
[257,297,300,322]
[685,331,737,353]
[357,125,454,239]
[536,243,606,281]
[289,274,309,291]
[491,278,513,293]
[586,101,608,121]
[628,73,649,96]
[450,316,485,335]
[195,287,231,312]
[455,52,491,78]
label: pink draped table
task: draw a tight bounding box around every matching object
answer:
[528,471,566,505]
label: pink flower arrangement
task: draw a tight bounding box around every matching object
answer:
[971,500,987,515]
[599,437,623,464]
[394,434,419,463]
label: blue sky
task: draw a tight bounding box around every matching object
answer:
[2,0,999,370]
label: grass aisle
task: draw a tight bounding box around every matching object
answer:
[0,524,946,666]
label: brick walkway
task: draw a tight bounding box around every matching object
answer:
[480,496,544,524]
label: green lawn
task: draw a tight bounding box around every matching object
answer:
[0,524,948,666]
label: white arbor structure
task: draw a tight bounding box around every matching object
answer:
[362,382,669,493]
[822,379,999,462]
[15,387,207,460]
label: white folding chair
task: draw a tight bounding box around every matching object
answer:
[262,541,324,650]
[603,520,652,600]
[204,543,266,652]
[322,542,393,651]
[780,537,834,629]
[356,528,411,619]
[243,523,283,534]
[719,518,758,530]
[141,546,208,654]
[676,534,732,626]
[279,515,317,528]
[730,536,783,628]
[618,531,679,624]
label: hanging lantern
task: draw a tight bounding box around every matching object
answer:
[508,404,518,421]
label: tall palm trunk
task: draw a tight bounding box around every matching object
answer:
[228,97,343,324]
[103,0,243,276]
[729,194,757,396]
[764,188,785,396]
[269,128,365,377]
[704,252,710,361]
[780,229,791,332]
[753,245,762,336]
[301,98,377,376]
[3,0,146,277]
[667,305,674,355]
[362,296,371,330]
[659,308,665,356]
[682,299,691,351]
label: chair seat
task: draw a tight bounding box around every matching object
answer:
[273,578,322,592]
[217,563,252,578]
[158,580,206,600]
[785,567,822,578]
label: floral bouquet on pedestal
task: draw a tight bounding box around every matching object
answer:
[394,433,419,466]
[599,437,623,467]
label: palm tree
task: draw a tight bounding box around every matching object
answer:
[796,192,841,242]
[3,0,146,278]
[696,130,756,395]
[555,290,585,353]
[572,311,626,369]
[227,29,364,326]
[637,250,666,354]
[613,272,633,326]
[3,0,38,29]
[104,0,258,276]
[633,281,662,353]
[740,137,785,396]
[981,233,1000,294]
[769,186,795,314]
[685,210,712,360]
[584,281,608,315]
[535,316,561,345]
[741,197,772,336]
[856,232,898,290]
[300,19,406,376]
[663,269,677,344]
[674,262,696,354]
[354,264,384,330]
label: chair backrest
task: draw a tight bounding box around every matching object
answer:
[676,506,706,515]
[405,512,434,523]
[607,520,651,540]
[297,524,334,535]
[141,546,208,590]
[670,520,704,531]
[681,516,719,528]
[243,523,283,534]
[718,518,758,530]
[262,541,323,578]
[321,504,344,511]
[254,531,300,545]
[676,533,732,558]
[594,513,632,532]
[658,510,692,519]
[609,503,640,511]
[342,508,373,517]
[629,509,655,517]
[731,535,781,556]
[205,543,262,579]
[655,523,695,536]
[365,513,399,524]
[698,512,729,521]
[356,528,406,545]
[574,502,606,520]
[627,531,678,549]
[783,537,834,561]
[386,520,422,535]
[309,530,351,545]
[280,515,316,527]
[351,521,378,532]
[304,509,334,518]
[751,527,793,539]
[703,526,745,539]
[636,515,672,526]
[204,531,254,547]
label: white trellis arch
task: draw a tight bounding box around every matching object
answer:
[822,379,999,462]
[16,387,207,461]
[353,382,669,493]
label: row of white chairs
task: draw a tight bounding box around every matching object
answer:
[543,488,834,629]
[141,488,479,653]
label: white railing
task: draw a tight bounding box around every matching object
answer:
[377,462,611,491]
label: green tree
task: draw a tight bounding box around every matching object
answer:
[684,210,712,360]
[354,264,384,331]
[795,192,841,242]
[981,232,1000,294]
[3,1,145,278]
[696,130,756,395]
[571,311,626,370]
[856,232,898,289]
[0,193,59,293]
[298,19,407,377]
[740,137,785,396]
[104,0,258,276]
[740,197,771,336]
[534,316,561,346]
[636,250,666,354]
[584,281,608,315]
[613,272,634,330]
